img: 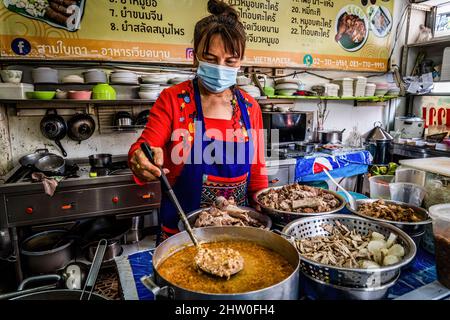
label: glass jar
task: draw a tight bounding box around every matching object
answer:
[429,204,450,289]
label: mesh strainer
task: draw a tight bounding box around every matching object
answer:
[282,214,416,288]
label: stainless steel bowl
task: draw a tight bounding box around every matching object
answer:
[253,185,346,224]
[177,206,272,231]
[345,199,431,235]
[282,214,416,288]
[300,271,399,300]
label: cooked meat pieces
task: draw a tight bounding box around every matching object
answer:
[295,223,405,269]
[194,202,265,228]
[335,13,367,43]
[358,200,424,222]
[194,247,244,278]
[257,184,341,213]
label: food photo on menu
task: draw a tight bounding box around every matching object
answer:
[0,0,449,312]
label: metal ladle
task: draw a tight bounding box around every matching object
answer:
[140,143,243,278]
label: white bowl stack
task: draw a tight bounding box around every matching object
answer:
[365,83,377,96]
[32,67,58,84]
[241,85,262,99]
[110,71,139,84]
[62,75,84,84]
[275,82,299,96]
[353,76,367,97]
[139,84,162,100]
[83,69,107,84]
[324,83,340,97]
[141,73,170,84]
[333,78,354,97]
[169,74,195,85]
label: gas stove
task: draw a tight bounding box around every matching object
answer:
[0,155,161,229]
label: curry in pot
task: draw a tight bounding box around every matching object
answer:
[157,241,295,294]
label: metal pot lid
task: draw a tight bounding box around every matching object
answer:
[363,122,393,141]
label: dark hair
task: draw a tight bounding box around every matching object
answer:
[194,0,246,61]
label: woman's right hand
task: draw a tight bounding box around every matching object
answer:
[130,146,169,181]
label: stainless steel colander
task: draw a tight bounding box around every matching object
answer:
[282,214,416,288]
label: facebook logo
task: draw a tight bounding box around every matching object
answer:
[11,38,31,56]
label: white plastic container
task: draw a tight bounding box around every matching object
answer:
[429,204,450,288]
[395,168,426,187]
[389,182,427,206]
[369,175,394,199]
[0,83,34,99]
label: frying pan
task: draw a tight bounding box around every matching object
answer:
[5,149,52,183]
[40,109,68,157]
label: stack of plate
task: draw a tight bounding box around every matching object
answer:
[141,73,170,84]
[353,76,367,97]
[333,78,354,97]
[240,85,261,98]
[324,83,339,97]
[169,74,195,85]
[275,82,299,96]
[110,71,139,84]
[32,67,58,84]
[62,75,84,84]
[83,69,107,84]
[373,82,390,96]
[138,84,162,100]
[365,83,376,96]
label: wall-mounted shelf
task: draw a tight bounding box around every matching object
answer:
[0,99,156,107]
[257,95,398,104]
[407,36,450,48]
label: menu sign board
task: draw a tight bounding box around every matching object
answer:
[0,0,394,71]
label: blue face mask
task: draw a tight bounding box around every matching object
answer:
[197,60,239,93]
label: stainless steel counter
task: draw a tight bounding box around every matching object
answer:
[392,143,450,159]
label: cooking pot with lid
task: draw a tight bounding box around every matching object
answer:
[141,226,300,300]
[363,122,393,165]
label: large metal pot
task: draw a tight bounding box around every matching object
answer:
[317,129,344,144]
[21,230,74,275]
[142,226,300,300]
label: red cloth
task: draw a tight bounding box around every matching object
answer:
[128,80,268,196]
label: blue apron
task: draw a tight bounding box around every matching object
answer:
[158,78,253,240]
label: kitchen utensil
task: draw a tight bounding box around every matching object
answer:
[282,214,416,288]
[124,216,145,244]
[55,90,68,99]
[5,149,52,183]
[68,90,92,100]
[253,185,346,224]
[394,116,425,139]
[178,206,272,231]
[81,239,108,300]
[33,91,56,100]
[395,168,426,187]
[35,154,66,175]
[0,70,22,83]
[389,182,427,207]
[21,230,74,275]
[40,109,68,157]
[141,226,300,300]
[138,91,159,100]
[322,168,357,210]
[300,271,399,300]
[0,228,12,259]
[62,75,84,84]
[86,238,122,263]
[140,142,244,278]
[426,132,448,143]
[89,153,112,168]
[363,122,393,165]
[369,175,394,199]
[317,129,345,144]
[346,199,431,236]
[295,142,315,153]
[114,111,133,128]
[83,69,108,84]
[135,110,150,126]
[428,204,450,288]
[92,83,116,100]
[0,83,34,99]
[67,113,96,142]
[62,262,88,290]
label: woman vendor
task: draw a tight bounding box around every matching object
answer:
[128,0,268,241]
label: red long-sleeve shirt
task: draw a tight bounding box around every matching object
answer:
[128,80,268,196]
